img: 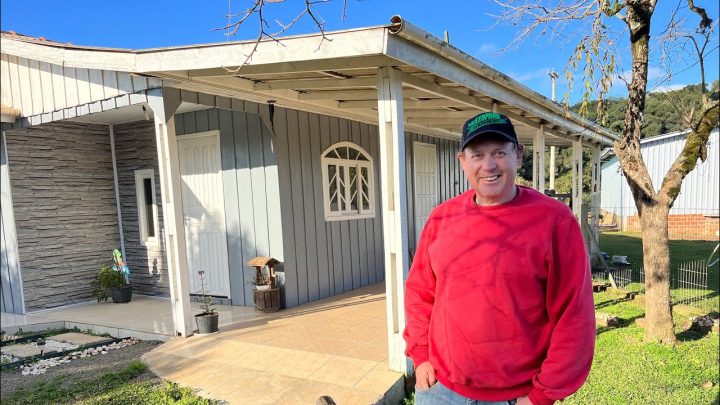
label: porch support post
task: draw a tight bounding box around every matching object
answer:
[571,138,583,222]
[549,146,556,190]
[590,143,602,255]
[147,88,194,337]
[377,66,411,374]
[532,124,545,193]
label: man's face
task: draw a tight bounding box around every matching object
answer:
[458,138,524,206]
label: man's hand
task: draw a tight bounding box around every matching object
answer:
[415,362,437,389]
[515,395,532,405]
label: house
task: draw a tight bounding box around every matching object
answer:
[600,129,719,240]
[0,17,617,372]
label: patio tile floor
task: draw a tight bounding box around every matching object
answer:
[1,282,404,404]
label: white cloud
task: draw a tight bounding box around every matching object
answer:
[477,42,498,55]
[611,66,668,91]
[509,67,553,83]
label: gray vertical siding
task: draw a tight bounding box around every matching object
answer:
[404,132,469,255]
[274,107,385,308]
[1,128,25,314]
[175,108,283,307]
[4,122,120,311]
[113,120,169,297]
[166,90,466,309]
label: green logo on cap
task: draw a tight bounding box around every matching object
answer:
[466,113,508,134]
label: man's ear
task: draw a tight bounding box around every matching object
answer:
[515,144,525,160]
[457,150,465,162]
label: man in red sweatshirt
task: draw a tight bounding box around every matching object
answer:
[403,112,595,405]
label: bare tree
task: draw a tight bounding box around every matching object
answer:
[220,0,346,65]
[494,0,719,344]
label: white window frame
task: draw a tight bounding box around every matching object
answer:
[321,141,375,221]
[134,169,159,246]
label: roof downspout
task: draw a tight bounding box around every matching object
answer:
[388,16,620,145]
[109,124,127,262]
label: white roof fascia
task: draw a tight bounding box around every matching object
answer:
[134,28,387,73]
[1,38,137,72]
[641,129,691,144]
[386,16,620,146]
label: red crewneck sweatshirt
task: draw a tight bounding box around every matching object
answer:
[404,186,595,405]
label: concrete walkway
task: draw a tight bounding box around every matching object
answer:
[142,283,404,404]
[2,283,404,404]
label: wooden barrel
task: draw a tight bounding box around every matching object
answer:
[253,288,281,312]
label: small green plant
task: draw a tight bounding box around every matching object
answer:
[91,264,126,302]
[196,271,216,315]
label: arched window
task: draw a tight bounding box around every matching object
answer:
[321,142,374,220]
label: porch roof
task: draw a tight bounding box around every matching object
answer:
[1,16,619,147]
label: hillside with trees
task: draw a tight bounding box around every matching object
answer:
[518,81,719,195]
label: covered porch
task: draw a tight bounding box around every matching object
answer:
[2,283,402,404]
[1,15,618,379]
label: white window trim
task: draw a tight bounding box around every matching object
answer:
[321,141,375,221]
[134,169,159,246]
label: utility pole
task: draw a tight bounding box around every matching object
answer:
[548,70,558,191]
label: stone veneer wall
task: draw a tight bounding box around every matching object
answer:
[113,120,169,297]
[5,122,120,310]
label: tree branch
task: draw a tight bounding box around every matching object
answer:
[657,100,720,205]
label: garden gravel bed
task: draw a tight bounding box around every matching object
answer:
[0,340,162,399]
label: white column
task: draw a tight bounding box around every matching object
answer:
[109,125,126,265]
[377,66,411,374]
[549,146,556,191]
[532,124,545,193]
[148,88,194,337]
[571,138,583,222]
[590,143,602,254]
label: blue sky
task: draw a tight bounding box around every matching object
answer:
[2,0,717,104]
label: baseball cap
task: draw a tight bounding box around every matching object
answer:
[461,112,518,150]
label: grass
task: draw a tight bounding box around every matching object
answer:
[599,231,719,293]
[403,290,719,405]
[1,361,217,405]
[565,290,719,405]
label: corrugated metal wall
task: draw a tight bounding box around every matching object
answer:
[114,121,170,297]
[601,129,719,216]
[1,128,25,314]
[175,108,284,307]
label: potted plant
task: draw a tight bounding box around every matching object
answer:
[91,264,132,303]
[195,271,219,334]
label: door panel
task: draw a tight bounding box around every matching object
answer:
[178,132,231,297]
[413,142,438,244]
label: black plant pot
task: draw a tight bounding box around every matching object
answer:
[110,286,133,303]
[195,312,219,334]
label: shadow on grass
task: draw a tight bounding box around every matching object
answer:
[596,314,645,336]
[594,295,636,310]
[676,327,711,342]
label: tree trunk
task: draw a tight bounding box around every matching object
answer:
[615,1,676,343]
[638,202,676,343]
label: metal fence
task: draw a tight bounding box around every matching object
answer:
[594,261,717,313]
[672,261,715,312]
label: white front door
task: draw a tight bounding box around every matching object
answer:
[413,142,438,243]
[178,131,231,297]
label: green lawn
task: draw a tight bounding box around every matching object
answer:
[1,361,217,405]
[599,231,719,293]
[565,290,719,404]
[403,290,719,405]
